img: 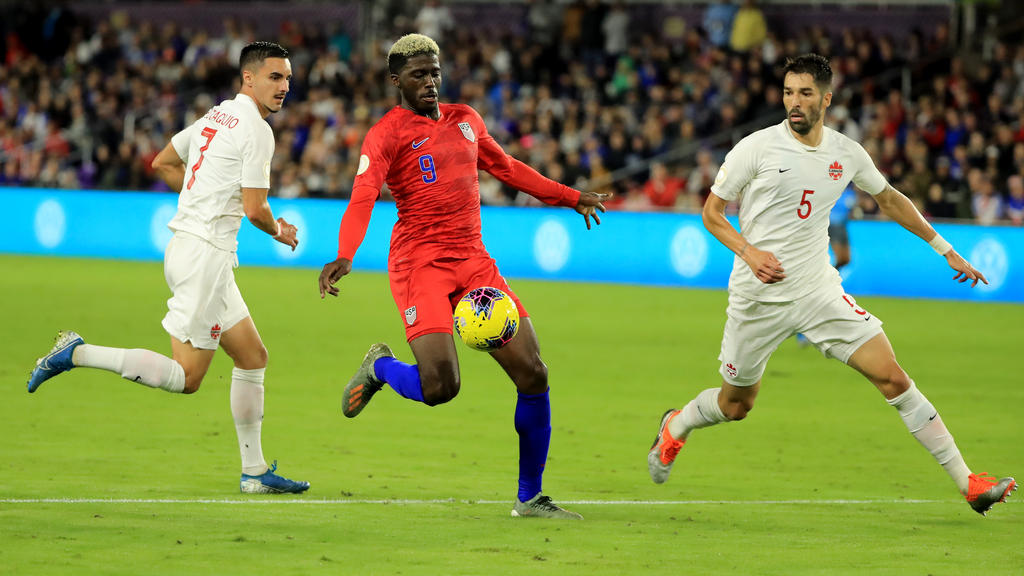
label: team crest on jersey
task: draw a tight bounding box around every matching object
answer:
[725,362,738,378]
[458,122,475,142]
[404,306,417,325]
[210,324,222,340]
[828,161,843,181]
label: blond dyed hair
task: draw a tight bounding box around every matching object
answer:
[387,34,440,74]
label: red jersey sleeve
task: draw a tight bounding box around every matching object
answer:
[472,111,580,208]
[337,121,395,260]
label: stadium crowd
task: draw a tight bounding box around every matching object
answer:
[1,1,1023,225]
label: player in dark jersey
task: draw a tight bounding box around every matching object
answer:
[318,34,607,519]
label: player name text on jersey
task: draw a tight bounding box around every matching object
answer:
[204,108,240,129]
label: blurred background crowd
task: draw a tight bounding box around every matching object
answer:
[1,0,1022,225]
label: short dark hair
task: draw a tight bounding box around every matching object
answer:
[239,41,289,73]
[783,53,832,91]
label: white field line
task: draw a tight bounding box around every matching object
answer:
[0,498,992,505]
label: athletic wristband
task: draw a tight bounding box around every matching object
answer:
[272,221,282,239]
[928,233,952,256]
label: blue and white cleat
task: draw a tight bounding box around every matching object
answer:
[28,330,84,393]
[239,461,310,494]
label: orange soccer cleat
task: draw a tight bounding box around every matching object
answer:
[964,472,1017,516]
[648,409,685,484]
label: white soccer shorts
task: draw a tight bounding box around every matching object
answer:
[161,232,249,350]
[718,284,884,386]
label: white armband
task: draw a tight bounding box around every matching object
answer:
[929,233,952,256]
[273,220,282,239]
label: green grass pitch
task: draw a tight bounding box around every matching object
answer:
[0,254,1020,575]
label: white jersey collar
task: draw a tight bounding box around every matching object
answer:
[235,93,261,115]
[780,119,828,152]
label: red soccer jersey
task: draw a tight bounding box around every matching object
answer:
[337,103,580,270]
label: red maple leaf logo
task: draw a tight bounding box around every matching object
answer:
[210,324,222,340]
[828,161,843,181]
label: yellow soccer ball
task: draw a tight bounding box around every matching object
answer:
[453,287,520,352]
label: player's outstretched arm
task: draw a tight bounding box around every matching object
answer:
[319,258,352,299]
[873,186,987,287]
[574,190,610,230]
[702,192,786,284]
[477,134,606,226]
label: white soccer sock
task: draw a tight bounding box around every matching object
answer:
[72,344,185,393]
[668,387,729,440]
[887,381,971,493]
[231,367,268,476]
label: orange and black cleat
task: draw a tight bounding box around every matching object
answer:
[342,343,394,418]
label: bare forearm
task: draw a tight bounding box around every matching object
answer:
[876,185,939,242]
[702,203,748,257]
[703,192,786,283]
[246,200,278,236]
[155,165,186,193]
[242,187,278,236]
[151,142,187,193]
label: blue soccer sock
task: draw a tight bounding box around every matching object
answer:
[514,389,551,503]
[373,356,425,403]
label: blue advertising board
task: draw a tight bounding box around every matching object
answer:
[4,187,1022,303]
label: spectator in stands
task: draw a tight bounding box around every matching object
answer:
[686,148,719,206]
[925,182,956,220]
[642,161,685,209]
[0,0,1020,229]
[602,2,630,58]
[730,0,767,54]
[703,0,737,50]
[901,158,934,211]
[414,0,454,42]
[933,156,973,220]
[970,169,1004,225]
[1006,174,1024,226]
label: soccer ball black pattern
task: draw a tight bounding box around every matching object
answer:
[453,286,520,351]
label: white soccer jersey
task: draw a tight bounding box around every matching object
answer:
[711,121,888,302]
[167,94,274,251]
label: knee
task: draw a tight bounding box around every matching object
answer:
[224,341,268,371]
[513,359,548,395]
[237,345,268,371]
[182,372,203,394]
[878,364,912,398]
[420,363,460,406]
[864,357,911,398]
[721,398,753,421]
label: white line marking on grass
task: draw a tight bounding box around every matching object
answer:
[0,498,978,505]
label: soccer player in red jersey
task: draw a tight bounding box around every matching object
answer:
[318,34,607,519]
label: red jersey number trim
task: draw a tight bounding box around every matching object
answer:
[338,103,579,270]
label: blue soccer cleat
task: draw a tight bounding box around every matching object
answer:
[28,330,84,393]
[239,461,310,494]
